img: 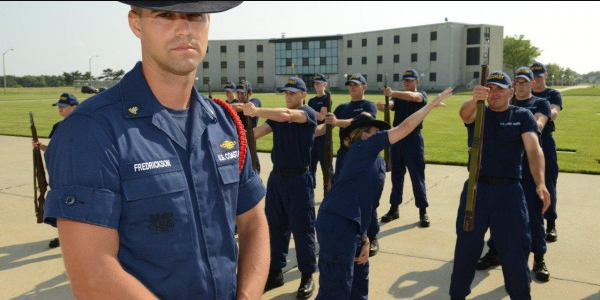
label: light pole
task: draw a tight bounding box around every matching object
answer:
[561,74,565,86]
[551,74,555,86]
[3,48,14,95]
[88,54,99,85]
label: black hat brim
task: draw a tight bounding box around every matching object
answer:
[120,1,243,13]
[341,119,390,140]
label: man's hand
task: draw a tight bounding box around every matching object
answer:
[242,103,258,117]
[537,184,551,214]
[472,85,489,103]
[324,113,337,127]
[354,239,369,265]
[383,87,394,97]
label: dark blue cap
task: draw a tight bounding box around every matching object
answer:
[515,67,534,82]
[402,69,419,80]
[313,73,328,83]
[278,77,307,93]
[119,1,243,13]
[486,71,512,89]
[52,93,79,107]
[341,112,390,141]
[223,81,237,92]
[530,62,547,76]
[235,81,252,92]
[345,73,367,85]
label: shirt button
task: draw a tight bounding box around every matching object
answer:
[64,196,76,206]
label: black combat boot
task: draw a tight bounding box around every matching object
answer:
[533,253,550,282]
[545,221,557,242]
[369,235,379,257]
[296,273,314,299]
[419,207,430,227]
[475,247,500,270]
[381,205,399,222]
[264,269,284,292]
[48,238,60,248]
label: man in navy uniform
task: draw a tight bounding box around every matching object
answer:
[378,69,433,227]
[530,62,563,243]
[236,80,262,129]
[476,67,553,282]
[243,77,317,299]
[223,81,237,104]
[307,73,333,191]
[324,73,381,257]
[43,2,269,299]
[449,71,550,300]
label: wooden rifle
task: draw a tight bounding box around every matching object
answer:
[383,72,391,172]
[207,80,213,100]
[242,81,260,173]
[30,112,48,223]
[323,90,333,194]
[463,28,490,232]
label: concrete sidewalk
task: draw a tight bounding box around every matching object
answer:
[1,135,599,299]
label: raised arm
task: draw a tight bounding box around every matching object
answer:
[460,85,488,124]
[242,103,308,124]
[389,87,453,144]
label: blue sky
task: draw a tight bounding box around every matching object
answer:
[1,1,597,76]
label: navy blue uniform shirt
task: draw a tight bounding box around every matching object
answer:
[391,90,427,128]
[266,105,317,168]
[467,106,537,179]
[514,96,552,128]
[532,88,562,135]
[308,94,328,125]
[320,131,389,236]
[44,62,265,300]
[333,100,377,172]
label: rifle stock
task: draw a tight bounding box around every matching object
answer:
[242,82,260,173]
[463,66,488,232]
[208,81,213,100]
[30,112,48,223]
[323,91,333,194]
[383,72,391,172]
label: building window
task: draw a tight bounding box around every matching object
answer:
[203,77,210,84]
[320,57,327,65]
[430,52,437,61]
[347,57,352,65]
[411,53,418,62]
[429,72,437,81]
[411,33,418,42]
[377,74,383,82]
[302,41,309,50]
[394,35,400,44]
[302,57,309,66]
[393,54,399,63]
[286,42,292,50]
[320,40,326,49]
[467,28,481,45]
[377,55,383,64]
[393,73,400,82]
[286,58,293,67]
[257,76,264,84]
[220,45,227,53]
[257,60,264,68]
[466,47,480,65]
[238,45,245,53]
[203,61,209,68]
[239,61,245,68]
[221,61,227,68]
[362,38,367,47]
[221,77,227,84]
[474,71,480,79]
[257,45,263,52]
[377,37,383,45]
[362,57,367,65]
[347,40,352,48]
[430,31,437,41]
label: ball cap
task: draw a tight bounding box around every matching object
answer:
[515,67,534,82]
[402,69,419,80]
[530,62,547,76]
[345,73,367,85]
[120,1,243,13]
[235,81,252,92]
[313,73,328,83]
[278,77,307,93]
[52,93,79,107]
[340,112,390,141]
[486,70,512,89]
[223,81,237,92]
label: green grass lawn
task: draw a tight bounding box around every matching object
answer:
[2,87,599,174]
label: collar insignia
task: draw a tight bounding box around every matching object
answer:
[128,106,139,115]
[220,140,236,149]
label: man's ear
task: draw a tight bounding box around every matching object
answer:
[128,10,142,38]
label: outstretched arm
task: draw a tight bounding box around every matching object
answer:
[388,87,453,144]
[243,103,308,124]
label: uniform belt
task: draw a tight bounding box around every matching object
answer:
[478,176,519,185]
[273,166,310,178]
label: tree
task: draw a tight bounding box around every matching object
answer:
[503,34,541,77]
[99,68,125,80]
[62,71,83,85]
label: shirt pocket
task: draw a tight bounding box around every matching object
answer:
[121,171,193,259]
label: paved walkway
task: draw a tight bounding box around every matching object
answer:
[1,135,599,299]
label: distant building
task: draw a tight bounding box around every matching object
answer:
[198,22,503,92]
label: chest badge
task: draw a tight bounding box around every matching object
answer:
[128,106,139,115]
[220,140,236,149]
